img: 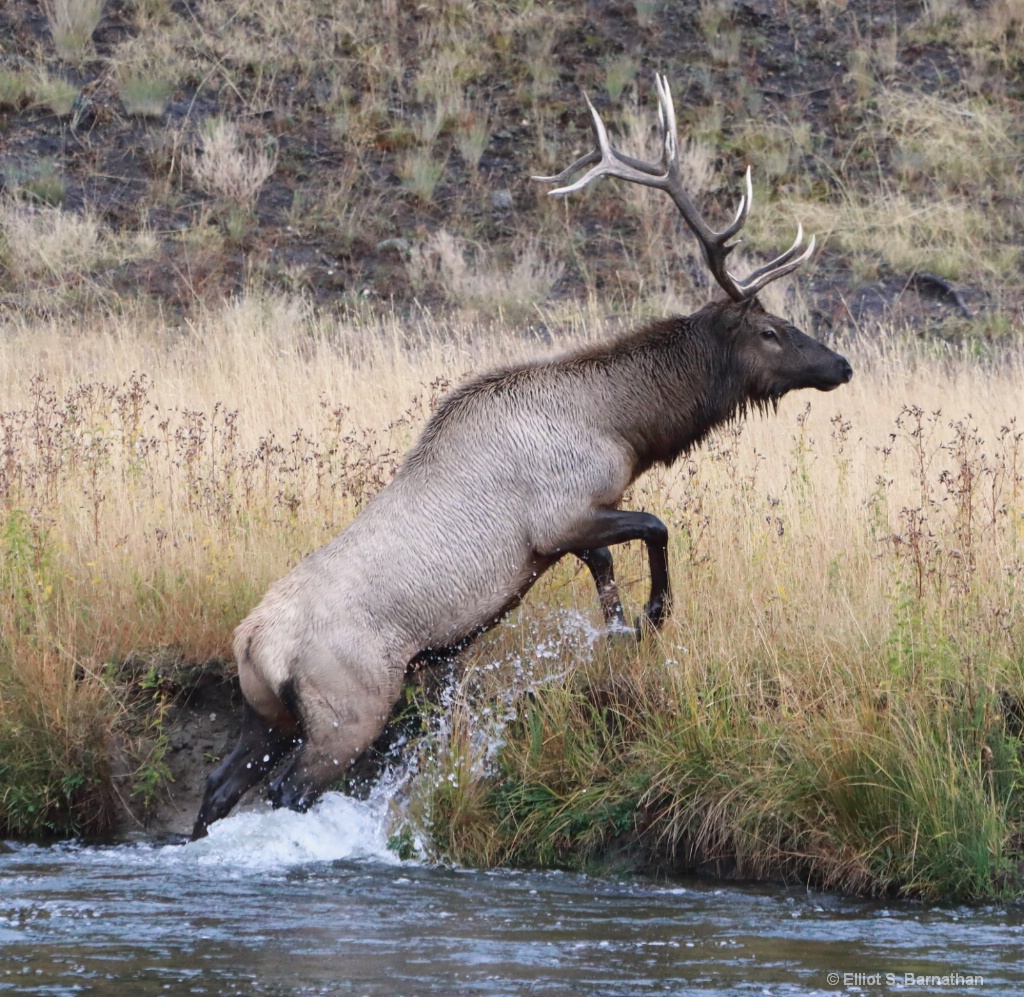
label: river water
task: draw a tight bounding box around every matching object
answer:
[1,790,1021,997]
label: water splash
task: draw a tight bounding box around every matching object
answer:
[179,790,401,870]
[63,609,606,874]
[415,608,607,803]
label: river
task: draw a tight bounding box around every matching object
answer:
[1,790,1021,996]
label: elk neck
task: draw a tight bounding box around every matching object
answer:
[579,311,750,477]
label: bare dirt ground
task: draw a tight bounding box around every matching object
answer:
[100,665,241,839]
[116,667,422,839]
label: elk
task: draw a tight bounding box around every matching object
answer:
[191,75,852,840]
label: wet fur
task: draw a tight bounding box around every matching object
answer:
[191,298,852,839]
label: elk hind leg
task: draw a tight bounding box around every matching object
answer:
[268,670,401,814]
[574,547,628,630]
[191,701,297,840]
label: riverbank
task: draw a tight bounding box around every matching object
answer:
[1,300,1021,900]
[2,0,1023,900]
[406,344,1024,900]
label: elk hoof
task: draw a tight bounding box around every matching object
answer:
[268,771,320,813]
[603,617,639,644]
[635,601,666,638]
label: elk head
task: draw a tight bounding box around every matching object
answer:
[533,73,853,398]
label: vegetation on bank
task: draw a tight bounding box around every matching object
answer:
[0,0,1022,901]
[0,299,1021,902]
[406,341,1024,902]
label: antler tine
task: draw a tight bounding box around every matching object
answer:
[742,224,810,282]
[653,72,677,163]
[719,166,752,242]
[733,230,817,297]
[531,91,667,194]
[530,148,602,188]
[533,75,815,301]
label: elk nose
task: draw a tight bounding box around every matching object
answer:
[839,357,853,383]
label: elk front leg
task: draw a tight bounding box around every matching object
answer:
[574,547,627,630]
[552,509,670,635]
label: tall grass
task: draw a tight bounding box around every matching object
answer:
[0,296,1021,900]
[403,328,1024,900]
[41,0,105,62]
[0,295,573,834]
[187,118,278,210]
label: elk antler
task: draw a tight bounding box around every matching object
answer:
[532,73,814,302]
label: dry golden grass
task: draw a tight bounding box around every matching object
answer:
[0,199,103,283]
[187,118,279,210]
[408,229,565,319]
[0,297,572,673]
[731,80,1022,290]
[0,294,1021,863]
[2,295,1019,668]
[0,197,160,308]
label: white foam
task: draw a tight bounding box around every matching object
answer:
[179,792,400,870]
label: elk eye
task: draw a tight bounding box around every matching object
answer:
[760,328,777,341]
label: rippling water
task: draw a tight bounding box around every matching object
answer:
[2,791,1022,996]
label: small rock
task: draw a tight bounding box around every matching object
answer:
[169,730,192,752]
[376,237,411,255]
[492,189,514,210]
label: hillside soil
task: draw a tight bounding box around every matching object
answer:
[3,1,1019,332]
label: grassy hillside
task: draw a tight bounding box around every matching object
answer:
[1,0,1021,335]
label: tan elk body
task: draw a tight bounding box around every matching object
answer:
[192,76,852,839]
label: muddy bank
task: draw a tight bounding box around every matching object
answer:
[123,666,429,839]
[112,670,244,839]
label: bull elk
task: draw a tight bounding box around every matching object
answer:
[191,75,852,839]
